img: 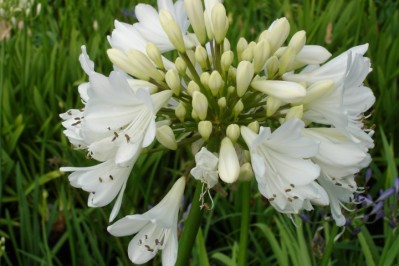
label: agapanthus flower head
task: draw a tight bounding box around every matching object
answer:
[60,0,375,264]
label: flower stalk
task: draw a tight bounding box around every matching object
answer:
[238,181,251,266]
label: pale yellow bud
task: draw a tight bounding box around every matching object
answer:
[285,105,303,120]
[211,3,229,44]
[227,86,235,96]
[239,162,254,181]
[187,81,200,96]
[253,40,271,73]
[267,17,290,53]
[156,125,177,150]
[278,46,296,75]
[195,45,209,70]
[223,38,231,51]
[218,97,227,108]
[228,67,236,82]
[247,121,259,133]
[159,10,186,53]
[165,69,181,96]
[266,96,282,117]
[191,109,199,120]
[107,49,148,80]
[192,91,208,120]
[265,56,279,78]
[221,50,234,73]
[175,102,187,122]
[237,37,248,61]
[175,57,187,76]
[198,120,212,140]
[226,124,240,142]
[218,137,240,183]
[236,61,254,97]
[184,0,206,44]
[288,30,306,54]
[233,99,244,116]
[200,71,210,88]
[303,80,334,104]
[208,71,224,96]
[127,49,165,81]
[241,42,256,61]
[146,43,164,69]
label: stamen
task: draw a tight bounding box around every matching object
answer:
[71,121,81,126]
[112,132,119,142]
[109,175,114,180]
[145,245,154,252]
[285,188,292,192]
[290,184,295,188]
[99,177,103,183]
[125,134,130,143]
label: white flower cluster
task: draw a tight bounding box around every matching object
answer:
[60,0,375,264]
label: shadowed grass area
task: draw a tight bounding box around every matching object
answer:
[1,0,398,265]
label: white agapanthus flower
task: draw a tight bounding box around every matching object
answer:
[107,177,185,266]
[62,0,376,263]
[241,119,329,213]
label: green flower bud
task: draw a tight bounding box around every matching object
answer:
[198,120,212,140]
[156,125,177,150]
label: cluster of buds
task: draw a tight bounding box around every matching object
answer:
[60,0,375,264]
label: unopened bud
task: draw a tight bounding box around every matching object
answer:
[279,46,297,75]
[192,91,208,120]
[218,97,227,108]
[227,86,235,96]
[218,137,240,183]
[266,17,290,53]
[146,43,164,69]
[156,125,177,150]
[226,124,240,142]
[288,30,306,54]
[211,3,229,44]
[253,40,271,73]
[175,57,187,76]
[221,50,234,73]
[285,105,303,120]
[266,96,282,117]
[239,162,254,181]
[241,42,256,61]
[198,120,212,140]
[223,38,231,51]
[247,121,259,133]
[184,0,206,44]
[159,10,186,53]
[165,69,181,95]
[208,71,224,96]
[228,67,236,81]
[187,81,200,96]
[237,37,248,61]
[195,45,209,70]
[200,72,210,88]
[236,61,254,97]
[265,56,279,79]
[233,99,244,116]
[127,49,165,81]
[175,102,187,122]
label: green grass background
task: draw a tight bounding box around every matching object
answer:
[1,0,399,265]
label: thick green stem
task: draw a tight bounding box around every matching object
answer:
[176,182,204,266]
[237,181,251,266]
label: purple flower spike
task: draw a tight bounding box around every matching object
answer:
[376,187,395,202]
[357,194,373,206]
[375,209,385,221]
[370,201,384,215]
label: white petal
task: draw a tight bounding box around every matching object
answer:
[107,214,149,236]
[251,80,306,102]
[162,228,178,266]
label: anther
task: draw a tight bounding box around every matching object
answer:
[112,132,119,142]
[288,197,293,202]
[145,245,154,252]
[285,189,292,192]
[293,196,299,199]
[99,177,103,183]
[125,134,130,143]
[335,182,342,186]
[109,175,114,180]
[290,184,295,188]
[71,121,81,126]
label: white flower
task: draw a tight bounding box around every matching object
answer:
[107,177,186,265]
[190,147,219,188]
[241,119,329,213]
[60,157,136,222]
[82,71,172,165]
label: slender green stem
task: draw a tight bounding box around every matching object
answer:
[176,182,204,266]
[237,181,251,266]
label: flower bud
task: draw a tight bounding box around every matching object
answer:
[211,3,229,44]
[107,49,148,80]
[209,71,224,96]
[265,96,282,117]
[175,102,187,122]
[198,120,212,140]
[247,121,259,133]
[223,38,231,51]
[228,67,236,81]
[285,105,303,120]
[146,43,164,69]
[253,40,271,73]
[236,61,254,97]
[159,10,186,53]
[175,57,187,76]
[191,109,199,120]
[288,30,306,54]
[156,125,177,150]
[227,86,235,96]
[265,56,279,78]
[218,137,240,183]
[127,49,165,81]
[192,91,208,120]
[195,45,209,70]
[165,69,181,95]
[221,50,234,73]
[218,97,227,108]
[226,124,240,142]
[233,99,244,117]
[266,17,290,53]
[187,81,200,96]
[241,42,256,61]
[239,162,254,181]
[184,0,206,44]
[278,46,296,75]
[237,37,248,61]
[303,80,334,104]
[200,71,210,88]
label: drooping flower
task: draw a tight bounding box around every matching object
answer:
[190,147,219,188]
[107,177,186,265]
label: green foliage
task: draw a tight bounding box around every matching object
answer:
[1,0,398,265]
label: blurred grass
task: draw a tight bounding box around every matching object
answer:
[1,0,398,265]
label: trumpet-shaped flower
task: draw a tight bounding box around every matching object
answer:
[241,119,328,213]
[107,177,186,265]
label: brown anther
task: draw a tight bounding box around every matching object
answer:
[112,132,119,142]
[285,189,292,192]
[109,175,114,180]
[335,182,342,186]
[293,196,299,199]
[71,121,81,126]
[288,197,293,202]
[145,245,154,252]
[125,134,130,143]
[290,184,295,188]
[99,177,103,183]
